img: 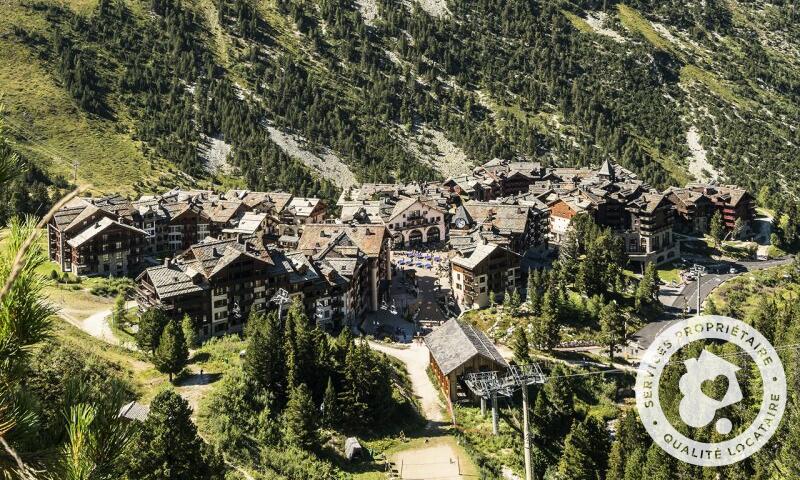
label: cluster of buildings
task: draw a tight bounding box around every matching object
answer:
[47,158,756,339]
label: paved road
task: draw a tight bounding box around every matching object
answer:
[659,257,792,311]
[634,257,794,353]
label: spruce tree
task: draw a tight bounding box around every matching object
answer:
[511,327,531,364]
[243,311,285,395]
[181,314,197,349]
[281,383,317,450]
[599,301,626,364]
[154,319,189,381]
[136,308,169,355]
[124,390,224,480]
[635,262,661,319]
[111,293,126,329]
[531,291,560,351]
[622,448,645,480]
[641,443,672,480]
[557,416,609,480]
[321,376,338,428]
[710,210,725,246]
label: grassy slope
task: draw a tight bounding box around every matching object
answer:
[0,0,177,195]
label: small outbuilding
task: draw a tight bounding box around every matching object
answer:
[118,401,150,422]
[424,319,508,402]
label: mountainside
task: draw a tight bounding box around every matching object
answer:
[1,0,798,208]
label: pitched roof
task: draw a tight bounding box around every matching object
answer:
[463,202,531,234]
[450,243,501,270]
[179,237,273,278]
[298,224,387,258]
[223,212,268,235]
[287,197,323,217]
[387,196,444,222]
[66,217,148,248]
[207,201,245,224]
[139,263,206,299]
[118,401,150,422]
[424,319,508,375]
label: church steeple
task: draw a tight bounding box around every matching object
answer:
[598,159,616,182]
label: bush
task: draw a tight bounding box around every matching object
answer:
[89,277,135,297]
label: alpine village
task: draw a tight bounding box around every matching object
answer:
[2,0,800,479]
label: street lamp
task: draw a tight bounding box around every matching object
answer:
[690,264,706,316]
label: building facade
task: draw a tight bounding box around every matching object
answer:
[450,243,522,310]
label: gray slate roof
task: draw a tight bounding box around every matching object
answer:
[424,319,508,375]
[118,401,150,422]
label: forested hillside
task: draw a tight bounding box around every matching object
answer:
[1,0,798,207]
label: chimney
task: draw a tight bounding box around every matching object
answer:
[164,257,171,267]
[213,247,220,257]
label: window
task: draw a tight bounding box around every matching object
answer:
[115,241,122,249]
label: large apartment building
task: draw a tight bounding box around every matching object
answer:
[50,189,327,277]
[136,237,295,338]
[48,196,148,276]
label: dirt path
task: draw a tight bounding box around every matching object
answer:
[368,341,446,423]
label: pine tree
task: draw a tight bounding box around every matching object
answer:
[281,383,317,450]
[111,294,126,329]
[710,210,725,246]
[181,314,197,349]
[511,327,531,364]
[641,443,672,480]
[599,301,626,364]
[243,311,285,395]
[125,390,224,480]
[321,376,338,428]
[557,416,610,480]
[635,262,662,319]
[136,308,169,354]
[154,320,189,381]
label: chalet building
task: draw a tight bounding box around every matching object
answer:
[687,184,756,233]
[48,196,148,276]
[284,197,326,225]
[66,217,148,276]
[475,158,546,196]
[451,201,549,254]
[136,237,293,338]
[623,193,678,267]
[221,212,271,242]
[664,187,715,234]
[384,197,447,248]
[206,200,248,237]
[450,243,521,310]
[425,319,508,402]
[310,238,371,328]
[442,175,498,201]
[547,197,589,245]
[133,200,211,255]
[297,224,391,313]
